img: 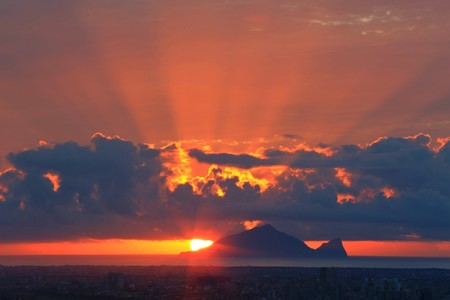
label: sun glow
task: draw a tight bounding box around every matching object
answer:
[190,239,214,251]
[0,239,192,255]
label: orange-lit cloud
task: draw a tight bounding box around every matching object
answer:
[337,193,356,204]
[241,220,262,230]
[161,142,281,197]
[43,172,60,192]
[335,168,352,187]
[381,187,398,199]
[161,143,194,192]
[437,136,450,151]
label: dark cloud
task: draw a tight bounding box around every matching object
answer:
[0,134,166,241]
[0,133,450,242]
[188,149,275,169]
[186,134,450,240]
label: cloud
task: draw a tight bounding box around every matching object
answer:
[188,148,275,169]
[186,133,450,240]
[0,134,166,241]
[0,133,449,242]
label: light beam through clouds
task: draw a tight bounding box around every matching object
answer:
[1,0,450,156]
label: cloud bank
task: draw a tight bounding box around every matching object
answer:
[0,133,449,242]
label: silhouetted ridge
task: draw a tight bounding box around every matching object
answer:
[180,224,347,258]
[250,224,277,232]
[315,238,347,257]
[214,224,313,257]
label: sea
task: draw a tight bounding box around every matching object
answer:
[1,255,450,269]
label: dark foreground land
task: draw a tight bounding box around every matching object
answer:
[1,265,450,300]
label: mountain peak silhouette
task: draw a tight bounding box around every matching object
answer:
[253,223,277,231]
[316,238,348,257]
[181,224,347,258]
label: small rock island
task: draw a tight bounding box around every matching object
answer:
[181,224,347,258]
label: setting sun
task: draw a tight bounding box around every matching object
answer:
[190,239,214,251]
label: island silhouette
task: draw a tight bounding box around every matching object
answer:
[181,224,347,258]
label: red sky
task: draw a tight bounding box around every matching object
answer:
[0,0,450,256]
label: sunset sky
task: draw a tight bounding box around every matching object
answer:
[1,0,450,256]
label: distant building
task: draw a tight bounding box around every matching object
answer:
[108,272,125,289]
[319,267,336,286]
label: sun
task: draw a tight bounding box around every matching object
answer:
[190,239,214,251]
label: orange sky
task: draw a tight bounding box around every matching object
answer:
[1,1,450,161]
[2,239,450,257]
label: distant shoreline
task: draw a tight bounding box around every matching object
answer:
[1,255,450,269]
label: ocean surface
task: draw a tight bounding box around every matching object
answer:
[1,255,450,269]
